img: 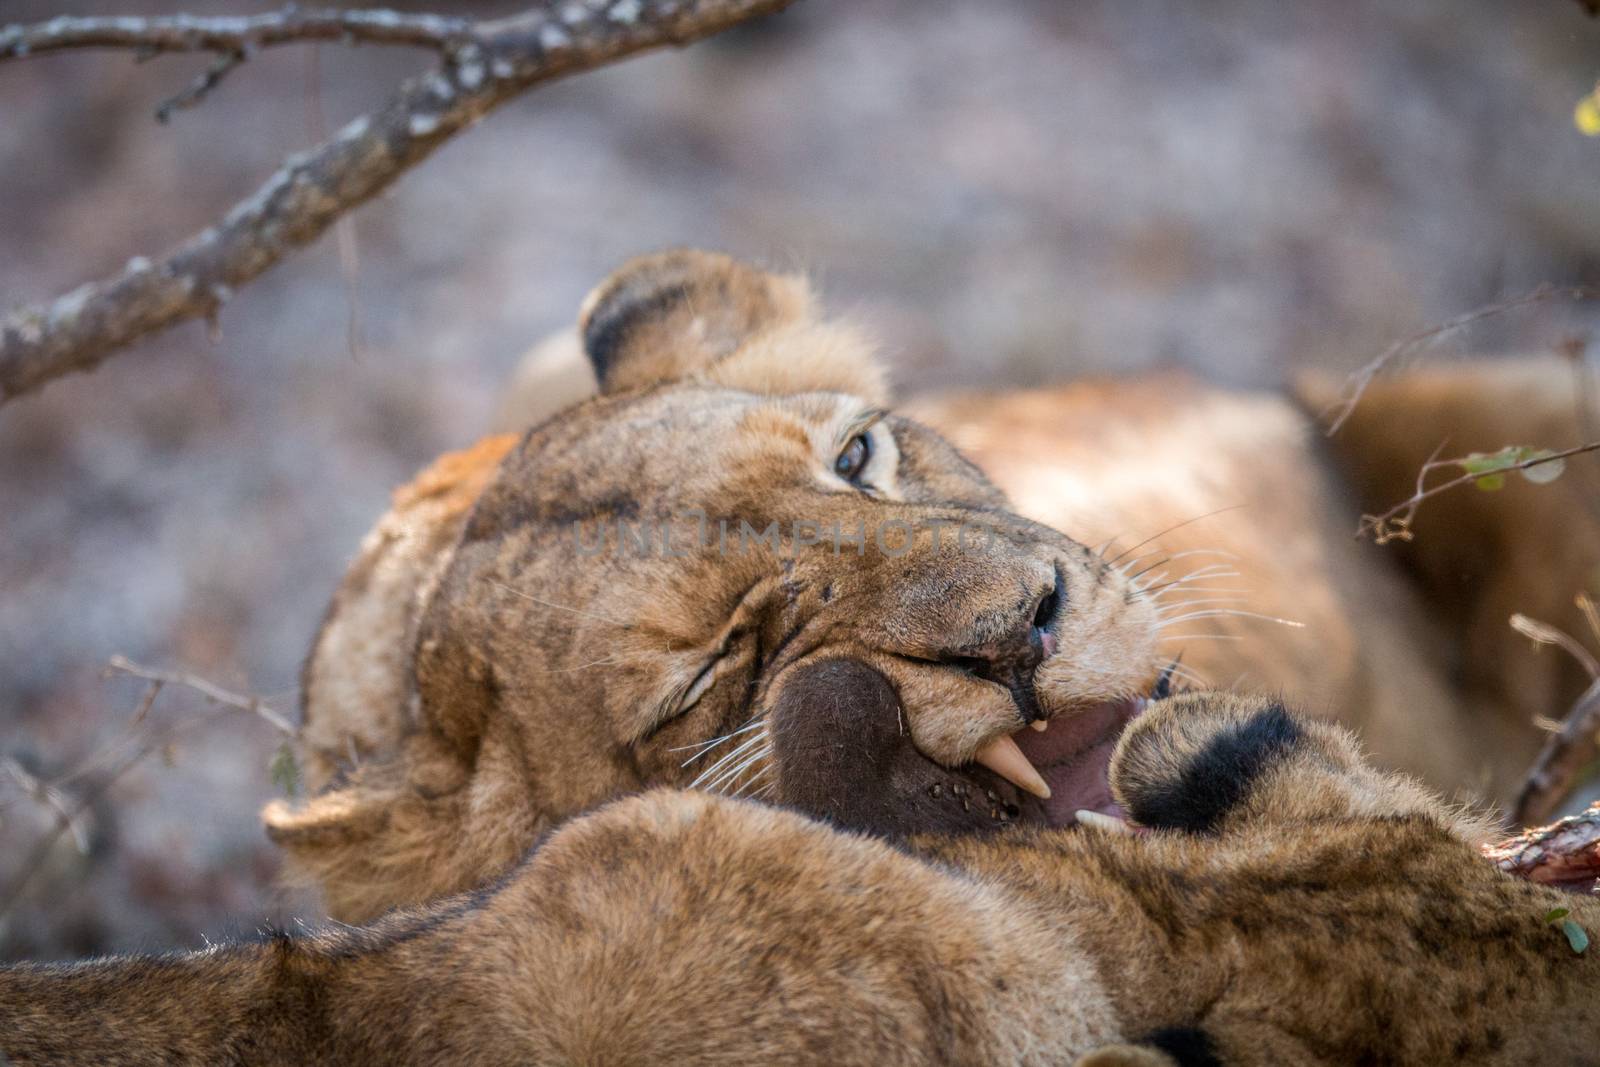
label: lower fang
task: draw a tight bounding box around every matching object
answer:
[1030,719,1049,733]
[1075,810,1131,835]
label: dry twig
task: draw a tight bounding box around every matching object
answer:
[0,658,294,924]
[1321,285,1600,435]
[1511,612,1600,682]
[1356,440,1600,543]
[1486,801,1600,892]
[0,0,796,405]
[1511,603,1600,825]
[106,654,295,735]
[0,736,165,926]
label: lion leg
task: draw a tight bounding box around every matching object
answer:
[1110,692,1496,844]
[489,789,1122,1066]
[1298,358,1600,801]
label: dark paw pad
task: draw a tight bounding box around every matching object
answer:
[1118,699,1301,834]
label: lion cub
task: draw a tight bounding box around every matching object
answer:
[4,691,1596,1065]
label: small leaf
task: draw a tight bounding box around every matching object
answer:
[1578,89,1600,137]
[1458,447,1520,476]
[1519,452,1566,485]
[1545,907,1571,923]
[269,742,300,798]
[1561,918,1590,954]
[1474,473,1506,492]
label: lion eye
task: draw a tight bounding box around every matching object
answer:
[834,433,871,484]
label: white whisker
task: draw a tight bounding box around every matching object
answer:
[1137,569,1243,597]
[730,765,772,799]
[689,730,768,788]
[1155,596,1253,615]
[671,717,766,766]
[1149,586,1253,599]
[1157,608,1305,629]
[487,580,633,629]
[1153,659,1211,688]
[705,746,770,795]
[1103,505,1248,565]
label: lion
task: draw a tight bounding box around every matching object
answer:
[262,249,1600,922]
[6,691,1598,1065]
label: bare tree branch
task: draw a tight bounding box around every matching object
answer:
[1356,440,1600,543]
[0,10,476,61]
[0,0,797,406]
[1514,676,1600,827]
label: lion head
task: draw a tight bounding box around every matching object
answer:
[266,250,1162,920]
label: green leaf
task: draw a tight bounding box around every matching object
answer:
[1457,446,1566,490]
[1561,918,1590,955]
[269,742,300,798]
[1545,907,1571,924]
[1458,448,1520,476]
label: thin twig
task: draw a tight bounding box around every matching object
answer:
[304,45,366,361]
[1511,613,1600,682]
[1513,677,1600,827]
[1578,592,1600,650]
[107,654,295,735]
[0,0,797,405]
[1,758,90,854]
[0,736,164,926]
[1322,285,1600,435]
[155,49,245,123]
[1356,441,1600,543]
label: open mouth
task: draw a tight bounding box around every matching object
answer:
[1008,695,1146,827]
[961,666,1176,831]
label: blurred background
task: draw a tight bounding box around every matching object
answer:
[2,0,1599,960]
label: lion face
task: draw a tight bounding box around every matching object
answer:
[269,251,1161,918]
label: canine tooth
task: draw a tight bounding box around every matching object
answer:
[974,734,1051,799]
[1030,719,1049,733]
[1075,809,1132,835]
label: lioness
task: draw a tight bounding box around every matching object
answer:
[6,691,1598,1064]
[265,250,1600,921]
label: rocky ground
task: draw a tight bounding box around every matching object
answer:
[2,0,1598,959]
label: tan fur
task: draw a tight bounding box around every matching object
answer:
[9,253,1600,1060]
[270,250,1162,921]
[6,693,1597,1065]
[274,251,1600,924]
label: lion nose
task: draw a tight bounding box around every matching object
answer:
[943,568,1062,724]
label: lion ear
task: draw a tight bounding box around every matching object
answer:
[577,249,889,404]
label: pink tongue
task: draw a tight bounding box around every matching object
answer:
[1014,702,1129,825]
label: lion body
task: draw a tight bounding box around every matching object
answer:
[6,695,1598,1066]
[6,252,1599,1063]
